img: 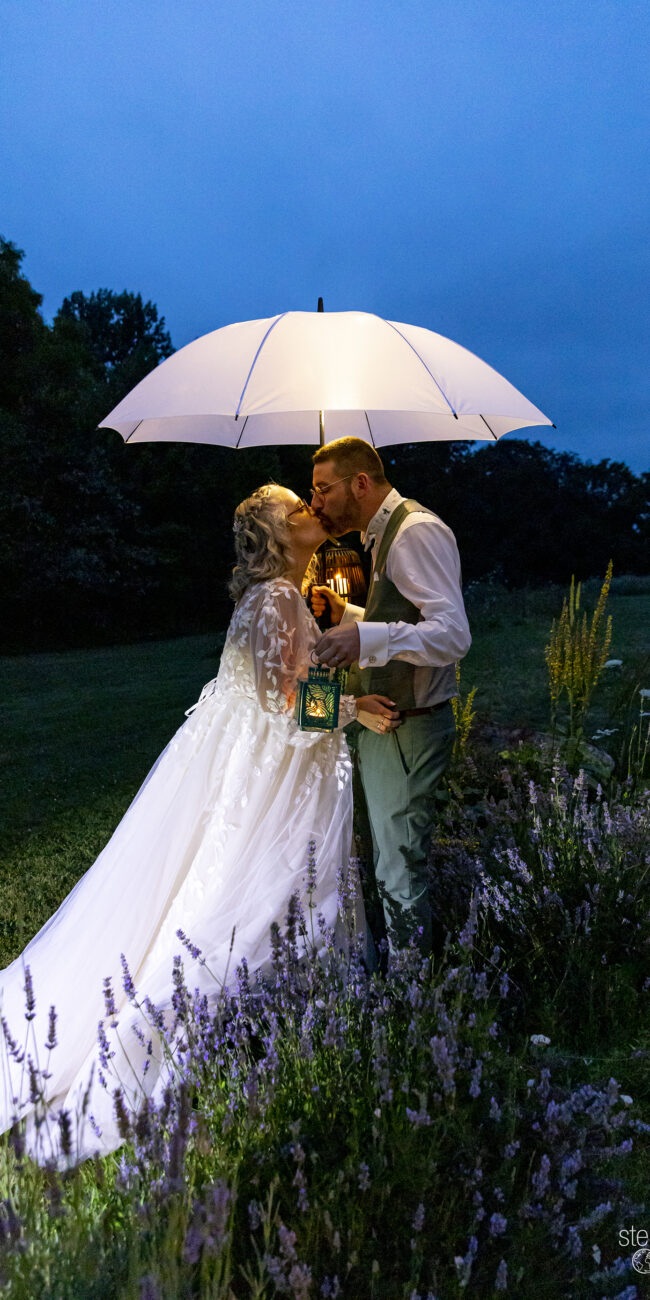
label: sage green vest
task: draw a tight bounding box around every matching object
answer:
[348,499,433,709]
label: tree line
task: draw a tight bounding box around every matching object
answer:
[1,237,648,652]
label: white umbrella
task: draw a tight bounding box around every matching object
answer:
[99,309,552,448]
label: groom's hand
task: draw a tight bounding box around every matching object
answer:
[314,622,360,668]
[310,585,346,624]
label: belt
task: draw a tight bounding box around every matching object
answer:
[400,700,450,718]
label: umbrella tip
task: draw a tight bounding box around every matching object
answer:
[317,296,324,312]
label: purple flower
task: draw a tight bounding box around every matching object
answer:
[288,1263,312,1300]
[278,1223,298,1262]
[23,965,36,1021]
[532,1153,551,1198]
[176,929,204,963]
[120,953,137,1001]
[45,1005,57,1051]
[320,1278,341,1298]
[97,1020,114,1070]
[489,1212,507,1236]
[57,1108,72,1157]
[406,1104,431,1127]
[454,1236,478,1287]
[458,892,479,949]
[495,1259,508,1291]
[430,1035,456,1094]
[469,1060,482,1098]
[102,977,118,1026]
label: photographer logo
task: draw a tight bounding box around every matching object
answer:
[632,1247,650,1275]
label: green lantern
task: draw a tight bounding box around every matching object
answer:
[295,663,347,732]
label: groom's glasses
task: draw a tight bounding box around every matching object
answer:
[310,473,357,501]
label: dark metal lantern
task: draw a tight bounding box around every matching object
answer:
[315,542,367,605]
[294,664,347,732]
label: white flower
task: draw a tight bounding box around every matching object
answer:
[592,728,619,739]
[530,1034,551,1046]
[620,1094,633,1105]
[374,1108,381,1118]
[604,659,623,668]
[592,1244,601,1265]
[639,688,650,698]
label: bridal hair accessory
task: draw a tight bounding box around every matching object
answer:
[233,485,276,538]
[295,652,347,732]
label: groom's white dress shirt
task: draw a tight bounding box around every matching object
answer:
[341,488,471,707]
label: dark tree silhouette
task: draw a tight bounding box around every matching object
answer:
[1,237,648,651]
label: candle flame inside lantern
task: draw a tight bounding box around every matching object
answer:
[306,696,328,718]
[328,572,350,598]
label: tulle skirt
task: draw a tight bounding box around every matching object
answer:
[0,687,354,1164]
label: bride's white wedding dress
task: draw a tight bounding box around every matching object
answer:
[0,578,358,1165]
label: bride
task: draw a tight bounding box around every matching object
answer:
[0,485,400,1165]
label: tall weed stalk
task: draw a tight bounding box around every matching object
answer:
[545,561,613,750]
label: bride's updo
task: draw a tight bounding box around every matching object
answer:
[229,485,293,602]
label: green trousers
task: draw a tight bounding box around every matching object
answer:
[356,702,456,956]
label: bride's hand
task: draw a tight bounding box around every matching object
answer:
[355,694,402,733]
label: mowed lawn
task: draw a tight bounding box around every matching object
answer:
[1,586,648,966]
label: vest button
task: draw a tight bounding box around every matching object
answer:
[368,655,376,664]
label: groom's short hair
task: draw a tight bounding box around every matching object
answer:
[312,437,388,484]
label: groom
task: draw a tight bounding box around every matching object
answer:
[311,437,471,958]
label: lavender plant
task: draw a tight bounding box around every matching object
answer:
[0,841,647,1299]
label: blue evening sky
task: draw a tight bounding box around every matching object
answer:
[2,0,648,470]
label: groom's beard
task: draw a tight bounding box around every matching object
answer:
[315,487,360,537]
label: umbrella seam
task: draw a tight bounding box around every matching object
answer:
[480,414,499,441]
[374,316,458,418]
[235,415,249,448]
[124,420,143,443]
[364,412,376,447]
[235,314,288,419]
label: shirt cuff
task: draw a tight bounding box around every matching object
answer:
[358,621,389,668]
[341,602,365,624]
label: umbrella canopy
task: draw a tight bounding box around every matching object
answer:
[99,310,552,448]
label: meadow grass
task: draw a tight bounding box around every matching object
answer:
[2,585,647,968]
[0,581,648,1298]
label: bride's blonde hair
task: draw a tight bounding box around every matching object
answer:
[229,485,294,602]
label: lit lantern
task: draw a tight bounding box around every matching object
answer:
[302,542,366,606]
[321,544,365,604]
[294,663,347,732]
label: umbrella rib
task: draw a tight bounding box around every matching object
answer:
[375,316,458,418]
[235,416,249,448]
[364,412,376,447]
[234,313,288,420]
[480,414,499,441]
[124,420,143,443]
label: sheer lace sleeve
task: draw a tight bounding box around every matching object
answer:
[249,580,309,714]
[249,579,357,728]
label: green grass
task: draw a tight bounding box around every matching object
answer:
[1,586,648,967]
[0,633,223,964]
[463,584,650,730]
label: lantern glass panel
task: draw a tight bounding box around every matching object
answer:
[294,666,343,731]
